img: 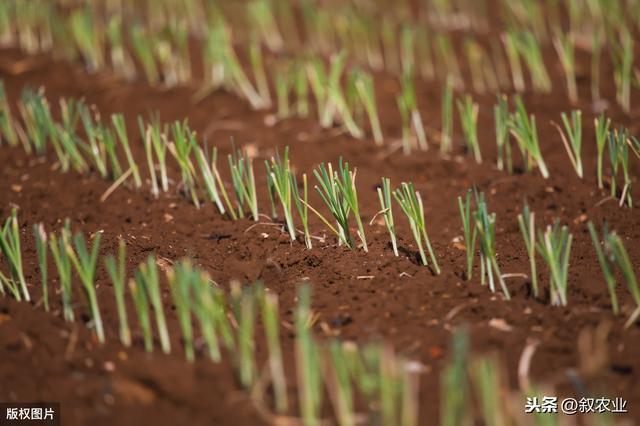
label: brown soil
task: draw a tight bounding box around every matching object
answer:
[0,37,639,426]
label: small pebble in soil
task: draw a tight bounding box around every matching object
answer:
[263,114,277,127]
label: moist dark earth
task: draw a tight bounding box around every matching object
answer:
[0,39,639,426]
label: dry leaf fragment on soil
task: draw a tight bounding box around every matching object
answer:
[488,318,513,332]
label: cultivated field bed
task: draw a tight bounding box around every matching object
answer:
[0,1,639,425]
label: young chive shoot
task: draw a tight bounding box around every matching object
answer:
[49,220,74,321]
[67,231,105,343]
[393,183,440,274]
[517,202,538,297]
[536,221,572,307]
[553,110,583,178]
[0,209,29,302]
[33,223,48,311]
[594,113,611,190]
[456,95,482,163]
[458,190,477,281]
[265,147,296,241]
[376,177,398,257]
[105,238,131,347]
[474,193,510,300]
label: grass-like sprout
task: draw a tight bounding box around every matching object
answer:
[224,37,269,110]
[138,116,168,198]
[228,147,258,221]
[553,31,577,103]
[607,128,632,207]
[130,25,160,85]
[535,221,572,306]
[293,62,309,118]
[275,63,292,119]
[0,268,20,300]
[130,274,152,352]
[249,36,271,108]
[475,40,500,93]
[611,29,633,113]
[509,96,549,179]
[400,24,415,74]
[236,284,256,388]
[0,209,29,302]
[397,71,427,153]
[465,39,487,94]
[104,239,131,347]
[353,70,383,145]
[67,232,104,343]
[138,256,171,354]
[140,119,158,197]
[167,261,195,362]
[470,356,506,426]
[381,18,399,73]
[456,95,482,163]
[440,75,454,155]
[32,224,48,311]
[0,81,18,146]
[587,222,619,315]
[169,120,200,208]
[265,147,296,241]
[326,341,355,426]
[435,34,464,89]
[324,53,363,139]
[248,0,284,52]
[376,177,398,257]
[194,143,227,216]
[295,284,322,426]
[441,329,470,426]
[416,28,435,81]
[96,123,123,180]
[502,32,525,92]
[112,113,142,188]
[190,270,221,361]
[457,191,476,281]
[553,110,583,178]
[306,58,329,123]
[49,220,73,321]
[394,183,440,274]
[18,88,52,155]
[262,292,288,413]
[513,31,551,93]
[517,202,538,297]
[106,15,135,81]
[212,286,236,355]
[380,345,402,425]
[290,172,312,249]
[56,99,88,174]
[474,193,510,299]
[69,8,103,72]
[594,113,611,190]
[79,104,108,178]
[588,222,640,325]
[494,94,512,173]
[312,162,353,248]
[334,160,368,252]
